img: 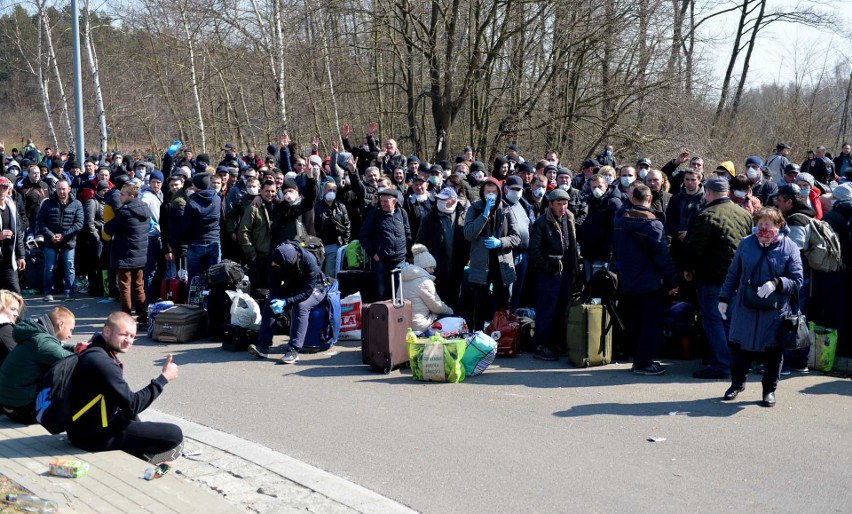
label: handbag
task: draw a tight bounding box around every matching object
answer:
[779,291,809,350]
[741,247,780,310]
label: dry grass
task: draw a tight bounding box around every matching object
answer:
[0,474,33,513]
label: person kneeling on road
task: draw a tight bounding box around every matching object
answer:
[248,241,327,364]
[67,312,183,463]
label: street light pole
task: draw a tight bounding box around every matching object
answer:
[70,0,85,159]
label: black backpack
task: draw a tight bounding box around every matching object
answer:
[35,348,108,435]
[201,259,246,289]
[293,235,325,268]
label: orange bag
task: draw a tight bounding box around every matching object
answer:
[489,309,520,356]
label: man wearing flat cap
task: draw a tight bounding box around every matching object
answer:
[359,188,412,300]
[414,187,469,312]
[683,177,753,379]
[528,187,579,361]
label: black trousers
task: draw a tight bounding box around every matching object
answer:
[730,344,783,393]
[0,258,20,293]
[71,420,183,462]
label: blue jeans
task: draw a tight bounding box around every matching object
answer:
[257,286,327,349]
[697,283,730,371]
[43,246,75,296]
[186,242,221,285]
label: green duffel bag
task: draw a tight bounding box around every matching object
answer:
[566,303,612,367]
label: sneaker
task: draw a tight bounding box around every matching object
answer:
[43,295,54,302]
[632,363,666,375]
[278,347,300,364]
[780,369,791,376]
[247,344,269,359]
[788,366,809,373]
[692,366,730,379]
[533,345,558,361]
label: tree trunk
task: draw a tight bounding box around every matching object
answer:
[712,0,749,137]
[177,0,206,153]
[82,0,108,156]
[41,6,74,150]
[729,0,766,122]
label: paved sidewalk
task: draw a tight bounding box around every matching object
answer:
[143,411,415,514]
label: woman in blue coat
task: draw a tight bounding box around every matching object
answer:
[719,207,803,407]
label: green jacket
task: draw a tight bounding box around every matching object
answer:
[237,202,272,261]
[0,317,74,408]
[683,198,753,285]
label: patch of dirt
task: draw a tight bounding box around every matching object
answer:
[0,474,33,513]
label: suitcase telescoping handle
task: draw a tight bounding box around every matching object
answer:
[391,268,404,307]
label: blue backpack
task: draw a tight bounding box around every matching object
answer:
[299,278,341,353]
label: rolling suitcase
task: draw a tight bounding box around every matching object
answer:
[153,305,208,343]
[361,269,412,373]
[566,303,612,367]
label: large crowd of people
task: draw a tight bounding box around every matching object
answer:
[0,130,850,464]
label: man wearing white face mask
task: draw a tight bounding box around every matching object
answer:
[416,187,469,312]
[616,165,637,202]
[403,175,433,241]
[426,165,443,192]
[744,156,777,206]
[523,174,548,219]
[578,174,622,284]
[503,176,534,310]
[464,161,486,202]
[314,181,350,277]
[636,158,652,181]
[554,168,587,225]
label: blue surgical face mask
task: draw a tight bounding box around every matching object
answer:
[324,191,336,202]
[604,176,613,185]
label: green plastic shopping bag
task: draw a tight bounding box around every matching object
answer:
[407,330,466,382]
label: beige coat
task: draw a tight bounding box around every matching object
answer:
[400,264,453,331]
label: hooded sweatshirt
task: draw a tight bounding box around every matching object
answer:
[182,188,221,245]
[0,316,73,408]
[104,197,151,269]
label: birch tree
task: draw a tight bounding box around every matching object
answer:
[82,0,108,156]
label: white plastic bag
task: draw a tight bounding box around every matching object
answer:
[430,316,468,337]
[338,292,362,340]
[229,291,262,329]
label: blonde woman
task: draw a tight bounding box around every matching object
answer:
[0,290,24,366]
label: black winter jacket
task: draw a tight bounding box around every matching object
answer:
[37,194,84,249]
[67,336,168,449]
[314,199,351,246]
[359,206,411,263]
[269,242,323,305]
[529,209,579,277]
[181,189,221,245]
[104,198,150,269]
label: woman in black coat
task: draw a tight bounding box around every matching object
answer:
[103,183,151,322]
[0,290,23,367]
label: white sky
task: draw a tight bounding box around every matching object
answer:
[706,0,851,86]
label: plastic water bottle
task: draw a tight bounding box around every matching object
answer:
[5,494,59,513]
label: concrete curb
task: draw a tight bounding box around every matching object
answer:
[143,410,417,514]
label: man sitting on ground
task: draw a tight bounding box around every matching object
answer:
[0,307,76,424]
[67,312,183,463]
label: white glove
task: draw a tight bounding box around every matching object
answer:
[718,302,727,320]
[757,280,777,298]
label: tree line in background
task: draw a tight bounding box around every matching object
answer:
[0,0,846,169]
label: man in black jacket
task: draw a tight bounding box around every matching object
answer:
[359,189,412,300]
[68,311,182,463]
[37,179,84,301]
[249,242,327,364]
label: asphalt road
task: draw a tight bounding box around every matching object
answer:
[40,297,852,513]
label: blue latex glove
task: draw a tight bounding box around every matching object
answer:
[270,299,287,314]
[484,236,502,249]
[167,140,183,157]
[483,197,495,217]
